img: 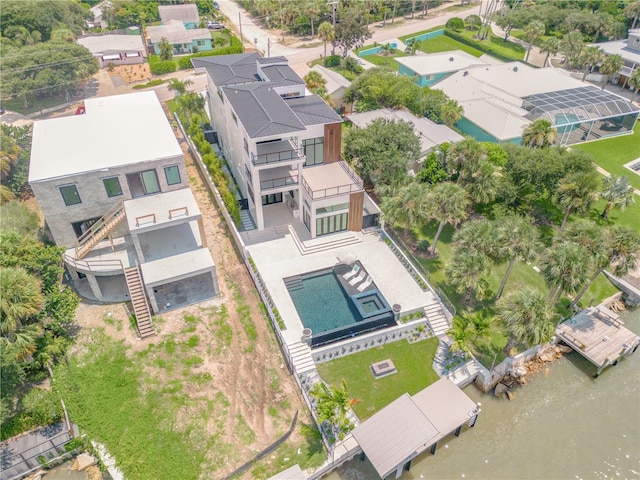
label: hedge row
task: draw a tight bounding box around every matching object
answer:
[149,54,177,75]
[177,37,243,70]
[444,28,524,63]
[187,124,242,227]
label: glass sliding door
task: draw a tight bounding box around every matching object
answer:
[316,212,348,236]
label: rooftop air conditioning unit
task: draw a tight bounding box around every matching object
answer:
[513,66,518,72]
[449,56,454,61]
[463,71,469,76]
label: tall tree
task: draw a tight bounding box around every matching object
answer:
[333,14,372,57]
[540,37,560,67]
[310,380,359,444]
[578,45,604,82]
[453,219,499,258]
[426,182,469,256]
[445,138,484,181]
[600,175,635,219]
[628,68,640,105]
[494,215,539,299]
[554,171,601,229]
[625,0,640,30]
[560,30,584,68]
[0,0,90,41]
[523,20,545,63]
[158,37,173,61]
[167,78,193,97]
[599,54,624,90]
[447,316,472,355]
[445,250,490,305]
[499,289,555,348]
[540,241,591,305]
[0,267,44,336]
[318,20,335,58]
[439,99,464,127]
[463,160,502,205]
[380,180,430,237]
[303,70,326,91]
[521,119,558,148]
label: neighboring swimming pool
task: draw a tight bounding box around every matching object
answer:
[284,265,395,347]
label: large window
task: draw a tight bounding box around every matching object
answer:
[103,177,123,197]
[126,169,160,198]
[316,202,349,215]
[316,212,348,236]
[164,165,181,185]
[262,192,282,205]
[59,185,81,206]
[303,137,324,166]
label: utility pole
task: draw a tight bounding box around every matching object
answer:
[238,12,244,51]
[267,37,271,57]
[329,0,338,55]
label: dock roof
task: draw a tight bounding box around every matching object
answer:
[352,378,478,479]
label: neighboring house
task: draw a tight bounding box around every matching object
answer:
[29,91,219,329]
[193,53,369,238]
[159,4,200,29]
[89,0,111,29]
[78,34,146,68]
[396,50,486,87]
[309,65,351,112]
[436,62,639,145]
[346,108,463,173]
[147,20,212,55]
[592,28,640,88]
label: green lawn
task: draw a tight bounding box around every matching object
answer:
[575,124,640,191]
[398,25,446,43]
[361,50,407,70]
[317,338,439,420]
[3,93,70,115]
[450,28,525,61]
[418,34,483,58]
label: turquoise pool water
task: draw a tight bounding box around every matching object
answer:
[287,270,361,334]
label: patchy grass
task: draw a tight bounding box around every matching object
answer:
[132,79,166,90]
[234,414,256,446]
[317,338,439,420]
[575,124,640,191]
[204,305,233,355]
[3,92,71,115]
[230,283,258,352]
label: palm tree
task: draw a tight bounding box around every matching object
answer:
[540,241,591,305]
[445,250,490,305]
[440,99,464,127]
[447,316,472,355]
[498,289,555,348]
[540,37,560,67]
[628,68,640,105]
[404,38,422,55]
[599,54,624,90]
[494,215,539,299]
[310,380,359,444]
[569,225,640,309]
[523,20,545,63]
[167,78,193,97]
[625,0,640,29]
[600,175,635,219]
[158,37,173,61]
[318,21,335,59]
[579,46,604,82]
[554,171,601,229]
[522,119,558,148]
[0,267,44,336]
[304,70,326,91]
[34,331,69,377]
[445,138,484,180]
[380,181,429,237]
[0,324,42,363]
[426,182,470,256]
[463,160,501,204]
[560,31,584,68]
[453,219,499,258]
[0,132,20,180]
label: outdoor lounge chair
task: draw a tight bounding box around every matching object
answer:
[357,275,373,292]
[348,270,366,286]
[342,264,360,280]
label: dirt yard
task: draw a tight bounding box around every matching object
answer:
[67,114,320,478]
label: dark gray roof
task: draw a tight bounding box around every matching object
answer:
[259,64,304,86]
[192,53,262,86]
[222,84,306,138]
[257,56,288,65]
[287,95,341,125]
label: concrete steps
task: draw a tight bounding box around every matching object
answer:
[288,226,361,256]
[424,302,449,337]
[239,209,256,231]
[284,276,304,292]
[289,342,316,374]
[124,266,155,339]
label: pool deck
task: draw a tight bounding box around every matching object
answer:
[246,230,436,347]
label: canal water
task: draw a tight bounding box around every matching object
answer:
[327,308,640,480]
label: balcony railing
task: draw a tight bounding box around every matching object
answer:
[251,145,305,166]
[619,65,637,77]
[260,174,299,191]
[301,161,364,200]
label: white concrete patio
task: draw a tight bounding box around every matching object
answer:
[246,229,436,346]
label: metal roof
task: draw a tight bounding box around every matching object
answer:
[222,84,306,138]
[158,4,199,24]
[287,95,342,126]
[77,34,146,55]
[352,379,478,479]
[395,50,486,77]
[192,53,262,86]
[147,21,210,45]
[523,86,640,126]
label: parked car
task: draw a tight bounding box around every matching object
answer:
[213,1,220,9]
[206,21,224,30]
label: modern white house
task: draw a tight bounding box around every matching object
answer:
[436,62,640,145]
[193,53,376,239]
[346,108,463,173]
[592,28,640,89]
[29,91,219,337]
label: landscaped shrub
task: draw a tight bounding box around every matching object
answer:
[341,56,362,74]
[132,79,166,90]
[444,29,525,62]
[149,54,177,75]
[445,17,465,31]
[324,55,340,67]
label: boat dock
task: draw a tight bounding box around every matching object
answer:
[556,305,640,377]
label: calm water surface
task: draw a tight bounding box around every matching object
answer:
[328,309,640,480]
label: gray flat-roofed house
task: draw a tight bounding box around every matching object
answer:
[78,34,146,68]
[352,378,479,479]
[159,4,200,29]
[29,91,219,327]
[193,53,369,239]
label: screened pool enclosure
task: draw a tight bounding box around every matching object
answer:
[523,86,639,145]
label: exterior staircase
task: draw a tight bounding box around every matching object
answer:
[239,209,257,231]
[124,266,156,339]
[289,342,316,374]
[424,302,450,337]
[74,201,126,259]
